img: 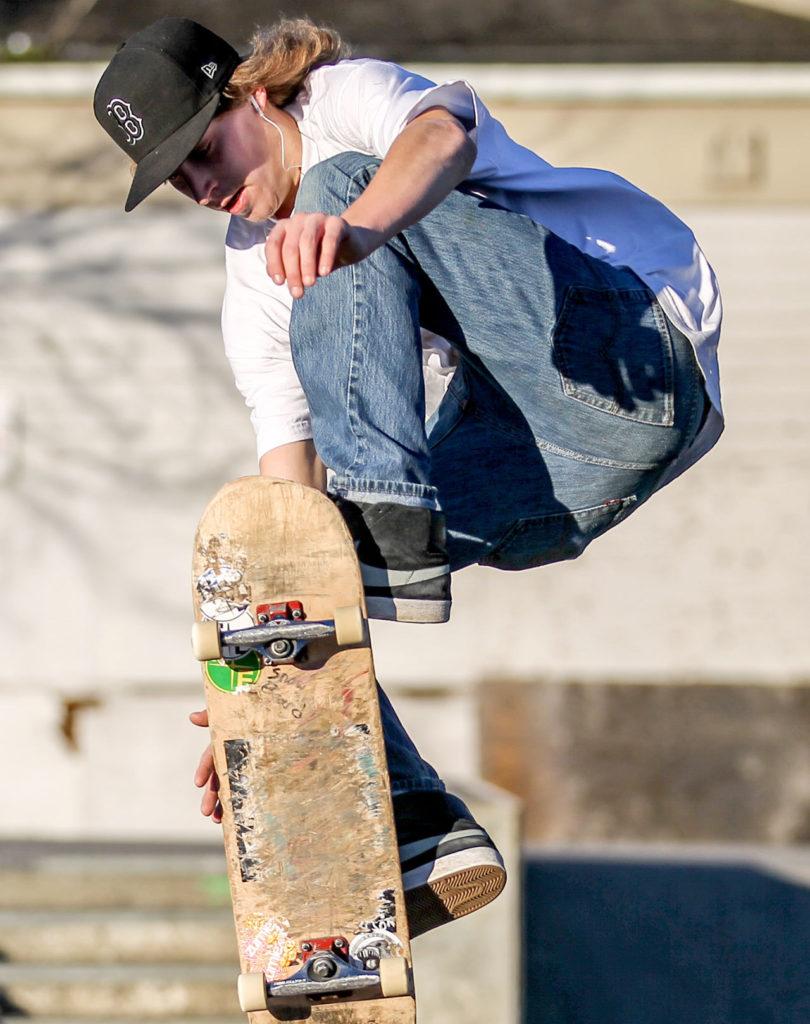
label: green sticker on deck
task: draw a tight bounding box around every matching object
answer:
[206,651,262,692]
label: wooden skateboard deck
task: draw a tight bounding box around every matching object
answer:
[191,477,415,1024]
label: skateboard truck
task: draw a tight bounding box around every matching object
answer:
[191,603,365,665]
[237,936,411,1012]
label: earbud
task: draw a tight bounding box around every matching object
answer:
[249,96,266,119]
[249,95,300,172]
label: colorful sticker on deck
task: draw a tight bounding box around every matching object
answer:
[242,912,299,978]
[196,563,250,622]
[205,651,262,693]
[349,925,404,967]
[360,888,398,934]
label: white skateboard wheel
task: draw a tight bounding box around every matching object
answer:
[191,619,222,662]
[379,956,411,997]
[237,971,269,1012]
[333,605,365,647]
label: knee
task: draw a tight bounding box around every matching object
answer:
[294,152,382,215]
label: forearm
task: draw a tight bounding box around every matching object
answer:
[259,439,327,492]
[342,116,476,244]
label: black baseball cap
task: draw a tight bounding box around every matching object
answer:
[93,18,242,212]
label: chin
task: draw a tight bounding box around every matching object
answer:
[242,200,272,222]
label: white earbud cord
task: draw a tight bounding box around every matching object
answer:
[250,96,306,172]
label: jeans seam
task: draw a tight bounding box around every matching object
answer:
[343,258,364,476]
[468,406,660,470]
[679,316,703,445]
[511,494,637,528]
[533,434,659,470]
[652,299,676,424]
[481,494,639,568]
[558,388,675,426]
[389,779,448,797]
[330,476,438,497]
[427,381,467,449]
[341,165,376,478]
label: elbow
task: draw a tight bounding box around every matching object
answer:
[439,122,477,182]
[460,134,477,177]
[445,121,477,179]
[425,116,477,178]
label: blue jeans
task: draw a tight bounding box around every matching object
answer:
[290,152,708,796]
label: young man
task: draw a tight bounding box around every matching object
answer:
[94,15,723,935]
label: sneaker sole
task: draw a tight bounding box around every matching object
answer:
[402,847,507,938]
[366,595,451,623]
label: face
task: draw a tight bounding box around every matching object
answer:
[167,90,299,221]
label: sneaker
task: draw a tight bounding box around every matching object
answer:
[393,790,507,938]
[331,497,451,623]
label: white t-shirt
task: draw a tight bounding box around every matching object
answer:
[222,57,723,478]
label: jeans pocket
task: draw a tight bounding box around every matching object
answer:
[427,366,469,449]
[553,286,675,427]
[481,494,638,570]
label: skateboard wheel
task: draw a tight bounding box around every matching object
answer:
[333,605,365,647]
[191,619,222,662]
[237,971,269,1012]
[378,956,411,997]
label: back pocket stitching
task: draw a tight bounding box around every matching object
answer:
[481,494,638,569]
[554,286,675,428]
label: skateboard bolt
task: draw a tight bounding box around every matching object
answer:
[309,955,338,980]
[258,614,268,623]
[301,943,313,952]
[270,639,294,658]
[365,957,379,970]
[333,938,346,949]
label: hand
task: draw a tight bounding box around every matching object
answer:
[265,213,383,300]
[190,708,222,824]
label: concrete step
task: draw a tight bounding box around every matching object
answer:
[0,780,521,1024]
[0,909,237,965]
[0,844,230,911]
[0,964,240,1019]
[0,869,231,911]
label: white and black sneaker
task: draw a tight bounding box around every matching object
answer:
[393,790,507,938]
[331,497,451,623]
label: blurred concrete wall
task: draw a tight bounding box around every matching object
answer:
[2,63,810,205]
[0,63,808,841]
[735,0,810,16]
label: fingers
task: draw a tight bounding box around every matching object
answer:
[265,213,347,299]
[265,220,287,286]
[201,780,222,824]
[200,768,222,821]
[297,217,324,290]
[319,217,346,276]
[189,708,209,728]
[194,743,215,788]
[194,742,222,824]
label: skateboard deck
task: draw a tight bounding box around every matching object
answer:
[191,477,415,1024]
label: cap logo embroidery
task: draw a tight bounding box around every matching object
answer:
[201,62,217,79]
[107,98,143,145]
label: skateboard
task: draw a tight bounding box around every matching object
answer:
[191,476,415,1023]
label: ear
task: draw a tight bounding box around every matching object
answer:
[251,86,269,110]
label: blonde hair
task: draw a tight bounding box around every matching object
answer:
[223,17,349,110]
